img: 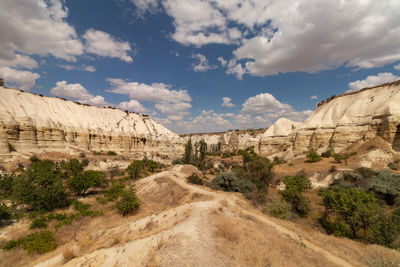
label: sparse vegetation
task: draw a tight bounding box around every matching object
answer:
[3,231,56,254]
[281,175,312,217]
[107,151,117,156]
[306,149,322,162]
[186,173,204,185]
[116,187,140,216]
[264,198,292,220]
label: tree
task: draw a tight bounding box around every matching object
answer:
[319,186,381,240]
[0,173,16,198]
[0,204,12,225]
[210,172,252,193]
[184,139,193,164]
[281,175,312,217]
[61,159,84,177]
[145,160,158,173]
[247,157,273,185]
[68,170,107,196]
[306,149,322,162]
[12,160,69,211]
[116,187,140,216]
[127,160,145,179]
[198,139,207,163]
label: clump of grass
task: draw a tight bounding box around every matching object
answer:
[3,231,56,254]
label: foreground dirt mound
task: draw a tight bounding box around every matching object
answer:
[4,165,398,267]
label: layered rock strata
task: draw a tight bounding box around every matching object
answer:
[0,87,184,160]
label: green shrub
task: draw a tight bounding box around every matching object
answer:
[319,186,381,241]
[247,157,273,185]
[116,187,140,216]
[281,175,312,217]
[329,166,337,173]
[12,160,69,211]
[388,162,399,171]
[367,170,400,205]
[264,198,292,220]
[333,153,349,163]
[210,172,252,193]
[4,231,56,254]
[103,183,125,202]
[127,160,145,179]
[0,204,12,225]
[321,148,334,158]
[306,150,322,162]
[0,173,16,198]
[145,160,159,173]
[68,170,107,196]
[61,159,84,177]
[72,200,101,217]
[30,216,48,229]
[186,173,203,185]
[107,151,117,156]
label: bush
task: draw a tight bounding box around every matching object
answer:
[210,172,252,193]
[127,160,145,179]
[333,153,348,163]
[30,216,48,229]
[68,170,107,196]
[306,150,322,162]
[367,170,400,205]
[0,204,12,225]
[321,148,334,158]
[103,183,125,202]
[281,175,312,217]
[246,157,273,185]
[186,173,203,185]
[72,200,101,217]
[107,151,117,156]
[319,186,381,240]
[61,159,84,177]
[3,231,56,254]
[0,173,16,198]
[145,160,159,173]
[388,162,399,170]
[12,160,69,211]
[329,166,337,173]
[264,198,292,220]
[116,187,140,216]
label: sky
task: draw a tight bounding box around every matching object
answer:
[1,0,400,134]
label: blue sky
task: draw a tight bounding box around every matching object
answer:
[1,0,400,134]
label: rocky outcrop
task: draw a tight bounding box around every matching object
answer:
[0,87,184,160]
[260,80,400,154]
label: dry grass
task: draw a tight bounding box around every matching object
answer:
[214,216,241,243]
[62,246,78,263]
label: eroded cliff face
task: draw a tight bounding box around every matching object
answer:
[260,80,400,155]
[0,87,184,161]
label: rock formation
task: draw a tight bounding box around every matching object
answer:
[260,80,400,154]
[0,87,184,161]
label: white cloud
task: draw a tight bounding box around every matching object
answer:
[0,54,38,69]
[347,72,400,92]
[83,29,133,62]
[222,97,234,107]
[395,63,400,70]
[226,59,246,80]
[0,67,40,90]
[0,0,83,62]
[150,0,400,78]
[50,81,107,106]
[154,102,191,116]
[59,64,96,72]
[191,53,216,72]
[217,57,227,67]
[118,99,147,113]
[310,95,318,100]
[131,0,160,17]
[242,93,292,114]
[106,78,191,103]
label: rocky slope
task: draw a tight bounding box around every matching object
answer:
[0,87,184,160]
[260,80,400,155]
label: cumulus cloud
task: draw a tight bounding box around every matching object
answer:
[0,54,38,69]
[0,0,83,62]
[242,93,292,114]
[310,95,318,100]
[50,81,107,106]
[217,57,227,67]
[131,0,160,17]
[0,67,40,90]
[83,29,133,62]
[58,64,96,72]
[140,0,400,78]
[118,99,147,113]
[154,102,192,116]
[222,97,234,107]
[395,63,400,70]
[347,72,400,92]
[191,53,216,72]
[106,78,191,103]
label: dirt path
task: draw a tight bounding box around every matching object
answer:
[35,166,358,267]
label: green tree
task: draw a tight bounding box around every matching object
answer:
[145,160,159,173]
[184,139,193,164]
[68,170,107,196]
[367,170,400,205]
[0,204,12,225]
[61,159,84,177]
[281,175,312,217]
[0,173,16,198]
[198,139,207,163]
[306,149,322,162]
[116,187,140,216]
[127,160,145,179]
[12,160,69,211]
[319,186,381,240]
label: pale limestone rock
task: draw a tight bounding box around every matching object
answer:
[0,87,184,161]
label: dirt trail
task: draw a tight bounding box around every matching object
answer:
[35,166,360,267]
